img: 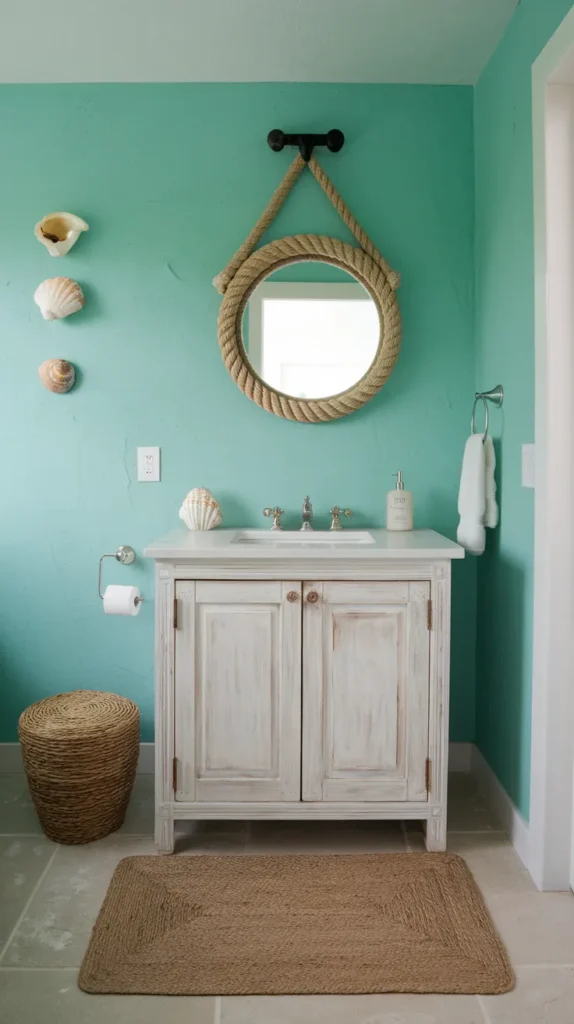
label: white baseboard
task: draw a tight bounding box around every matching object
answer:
[0,738,531,866]
[137,743,154,774]
[470,745,531,871]
[0,740,473,775]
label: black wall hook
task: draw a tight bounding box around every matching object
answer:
[267,128,344,163]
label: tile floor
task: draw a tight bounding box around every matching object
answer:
[0,772,573,1023]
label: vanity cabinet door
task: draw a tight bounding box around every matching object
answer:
[174,580,301,803]
[302,581,430,802]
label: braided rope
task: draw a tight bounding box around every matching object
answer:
[213,155,307,295]
[214,153,402,422]
[214,154,400,295]
[306,157,400,291]
[218,235,401,423]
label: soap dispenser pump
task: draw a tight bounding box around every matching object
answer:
[386,470,414,531]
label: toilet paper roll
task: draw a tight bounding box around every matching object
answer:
[103,584,142,616]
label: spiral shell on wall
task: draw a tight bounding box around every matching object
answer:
[34,277,85,321]
[38,359,76,394]
[34,212,89,257]
[179,488,223,531]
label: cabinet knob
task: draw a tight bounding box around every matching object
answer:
[306,590,319,603]
[286,591,299,603]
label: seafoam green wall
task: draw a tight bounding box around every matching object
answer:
[0,84,475,742]
[474,0,573,817]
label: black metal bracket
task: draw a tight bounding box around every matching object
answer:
[267,128,344,163]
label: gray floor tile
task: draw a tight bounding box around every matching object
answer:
[448,774,502,831]
[486,891,574,966]
[0,837,55,949]
[118,774,154,834]
[0,969,216,1024]
[0,775,42,835]
[447,832,536,897]
[221,993,485,1023]
[3,835,156,968]
[480,966,574,1023]
[176,820,249,853]
[244,819,406,854]
[4,770,572,1017]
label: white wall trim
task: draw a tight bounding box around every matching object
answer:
[1,738,535,878]
[471,746,530,871]
[531,8,574,891]
[0,738,533,869]
[137,742,155,774]
[1,741,471,775]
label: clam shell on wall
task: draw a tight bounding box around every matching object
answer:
[34,212,89,257]
[34,277,85,321]
[179,487,223,531]
[38,359,76,394]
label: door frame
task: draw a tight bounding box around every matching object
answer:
[531,7,574,890]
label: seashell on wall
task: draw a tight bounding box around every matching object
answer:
[34,212,89,257]
[179,488,223,531]
[34,277,85,321]
[38,359,76,394]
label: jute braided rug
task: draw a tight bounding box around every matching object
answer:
[79,853,513,996]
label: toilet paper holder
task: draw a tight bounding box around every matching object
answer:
[98,546,143,605]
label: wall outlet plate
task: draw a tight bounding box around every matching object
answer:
[522,443,535,488]
[137,446,160,482]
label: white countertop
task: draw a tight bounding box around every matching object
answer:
[144,528,464,561]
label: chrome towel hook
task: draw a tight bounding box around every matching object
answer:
[471,385,504,442]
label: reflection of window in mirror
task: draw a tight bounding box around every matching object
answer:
[245,282,379,400]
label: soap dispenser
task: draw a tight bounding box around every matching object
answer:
[386,471,414,531]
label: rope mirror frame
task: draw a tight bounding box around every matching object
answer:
[218,236,401,422]
[214,154,402,423]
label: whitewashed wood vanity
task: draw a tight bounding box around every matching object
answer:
[144,528,464,853]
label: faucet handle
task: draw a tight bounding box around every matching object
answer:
[263,507,284,531]
[329,506,352,531]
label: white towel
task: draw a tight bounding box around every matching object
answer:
[457,434,486,554]
[484,436,499,528]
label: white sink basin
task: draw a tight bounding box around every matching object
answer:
[232,529,375,546]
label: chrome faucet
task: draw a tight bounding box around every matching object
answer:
[330,506,353,531]
[263,506,284,531]
[301,496,313,531]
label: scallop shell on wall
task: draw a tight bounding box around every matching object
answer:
[179,488,223,531]
[38,359,76,394]
[34,277,85,321]
[34,212,89,257]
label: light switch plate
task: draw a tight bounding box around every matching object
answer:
[137,446,160,482]
[522,443,535,488]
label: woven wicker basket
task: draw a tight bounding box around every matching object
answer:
[18,690,140,844]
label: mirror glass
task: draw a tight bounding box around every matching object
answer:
[241,262,380,400]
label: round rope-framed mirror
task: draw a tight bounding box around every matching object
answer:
[217,234,402,423]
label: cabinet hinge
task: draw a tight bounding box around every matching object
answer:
[425,757,432,792]
[172,757,177,792]
[427,599,432,630]
[173,597,178,630]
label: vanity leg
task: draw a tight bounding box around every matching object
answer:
[424,807,447,851]
[155,815,175,854]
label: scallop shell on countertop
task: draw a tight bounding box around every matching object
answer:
[34,277,85,321]
[38,359,76,394]
[34,212,89,257]
[179,487,223,531]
